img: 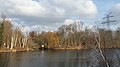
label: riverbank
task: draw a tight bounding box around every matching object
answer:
[0,46,119,53]
[0,48,33,53]
[53,47,81,50]
[49,46,120,50]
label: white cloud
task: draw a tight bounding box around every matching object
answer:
[0,0,97,31]
[112,3,120,15]
[110,3,120,24]
[63,19,85,31]
[86,25,95,30]
[64,19,74,25]
[53,0,97,18]
[11,21,62,33]
[0,0,47,16]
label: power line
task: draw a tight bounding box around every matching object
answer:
[101,12,116,30]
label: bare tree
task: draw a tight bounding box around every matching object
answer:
[3,20,12,49]
[89,29,110,67]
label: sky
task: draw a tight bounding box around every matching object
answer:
[0,0,120,32]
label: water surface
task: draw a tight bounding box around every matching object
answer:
[0,49,120,67]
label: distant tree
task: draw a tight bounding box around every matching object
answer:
[46,32,59,48]
[29,31,37,40]
[114,28,120,47]
[0,21,4,47]
[3,19,12,49]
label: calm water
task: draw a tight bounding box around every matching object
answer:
[0,49,120,67]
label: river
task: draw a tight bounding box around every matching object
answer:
[0,49,120,67]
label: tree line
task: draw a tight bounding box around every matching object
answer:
[31,21,120,49]
[0,17,33,51]
[0,16,120,50]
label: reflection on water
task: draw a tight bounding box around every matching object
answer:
[0,49,120,67]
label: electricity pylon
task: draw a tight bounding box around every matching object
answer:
[101,12,116,30]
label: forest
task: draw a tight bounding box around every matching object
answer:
[0,14,120,52]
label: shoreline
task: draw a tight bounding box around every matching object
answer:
[0,48,33,53]
[0,47,119,53]
[50,47,120,50]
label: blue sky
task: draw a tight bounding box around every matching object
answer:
[0,0,120,32]
[83,0,120,29]
[94,0,120,29]
[93,0,120,18]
